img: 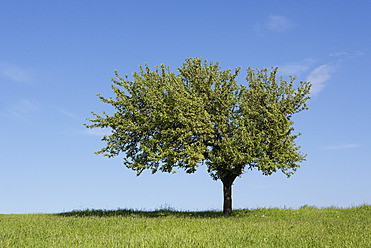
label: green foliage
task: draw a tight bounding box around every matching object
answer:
[86,57,311,180]
[1,206,370,247]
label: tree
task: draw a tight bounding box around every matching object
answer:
[85,57,311,214]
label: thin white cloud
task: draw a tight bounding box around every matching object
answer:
[279,59,315,76]
[84,128,112,137]
[330,50,365,58]
[306,64,334,95]
[0,64,31,83]
[324,144,360,150]
[329,51,349,57]
[2,100,40,120]
[355,50,365,56]
[279,64,309,75]
[279,51,364,96]
[60,108,81,121]
[265,15,295,32]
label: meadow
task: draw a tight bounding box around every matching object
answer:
[1,205,370,247]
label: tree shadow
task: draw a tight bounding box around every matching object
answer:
[55,208,243,218]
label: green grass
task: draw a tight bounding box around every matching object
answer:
[1,205,370,247]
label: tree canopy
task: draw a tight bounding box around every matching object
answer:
[86,57,311,214]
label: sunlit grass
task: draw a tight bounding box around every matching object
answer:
[1,205,370,247]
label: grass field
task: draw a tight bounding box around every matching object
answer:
[1,205,370,247]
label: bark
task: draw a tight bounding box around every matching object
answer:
[221,174,237,215]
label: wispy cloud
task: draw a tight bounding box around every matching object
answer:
[265,15,295,32]
[278,59,315,76]
[282,50,365,95]
[329,50,365,58]
[324,144,360,150]
[0,63,32,83]
[279,64,309,76]
[306,64,334,95]
[329,51,349,57]
[84,128,112,137]
[2,100,40,120]
[59,108,81,121]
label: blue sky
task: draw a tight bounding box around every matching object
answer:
[1,0,370,214]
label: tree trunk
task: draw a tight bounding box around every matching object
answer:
[221,175,237,215]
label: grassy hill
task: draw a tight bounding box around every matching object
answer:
[1,205,370,247]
